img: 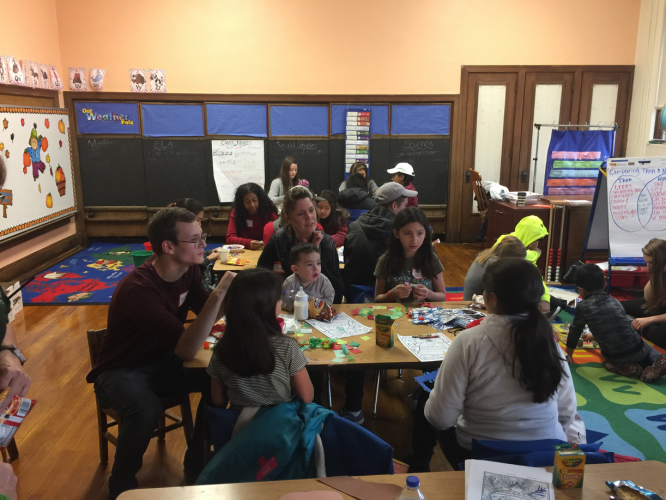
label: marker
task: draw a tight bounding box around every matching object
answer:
[412,335,439,339]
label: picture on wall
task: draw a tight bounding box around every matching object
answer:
[0,107,76,241]
[0,57,8,85]
[130,69,147,92]
[7,57,26,86]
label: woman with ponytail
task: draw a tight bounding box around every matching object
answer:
[415,258,575,470]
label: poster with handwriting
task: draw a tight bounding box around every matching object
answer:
[607,157,666,257]
[211,140,265,202]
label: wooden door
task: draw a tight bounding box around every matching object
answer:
[461,72,518,243]
[577,70,632,156]
[514,72,575,193]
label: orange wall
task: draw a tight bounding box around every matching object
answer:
[4,0,62,71]
[54,0,641,95]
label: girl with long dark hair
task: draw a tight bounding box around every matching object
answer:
[207,268,313,408]
[339,161,378,195]
[422,258,575,469]
[316,190,349,247]
[374,207,445,303]
[268,156,299,205]
[622,238,666,348]
[226,183,278,250]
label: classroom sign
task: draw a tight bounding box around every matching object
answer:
[75,102,140,134]
[211,140,265,203]
[0,107,76,241]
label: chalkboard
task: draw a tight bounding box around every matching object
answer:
[268,140,329,195]
[389,139,449,204]
[78,138,147,206]
[143,139,211,207]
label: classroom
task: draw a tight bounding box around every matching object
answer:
[1,0,666,499]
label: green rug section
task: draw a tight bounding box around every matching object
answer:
[570,362,666,461]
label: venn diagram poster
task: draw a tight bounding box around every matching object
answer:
[607,157,666,257]
[0,107,75,241]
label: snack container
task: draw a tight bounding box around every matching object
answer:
[606,480,664,500]
[375,314,395,347]
[553,443,585,488]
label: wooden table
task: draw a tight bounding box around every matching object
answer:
[213,249,345,272]
[185,302,466,372]
[118,461,666,500]
[212,249,262,273]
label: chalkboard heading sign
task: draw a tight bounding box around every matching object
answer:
[75,102,140,135]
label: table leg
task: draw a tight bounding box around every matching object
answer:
[373,371,381,418]
[326,370,332,409]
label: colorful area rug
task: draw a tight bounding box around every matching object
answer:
[553,310,666,461]
[22,242,146,305]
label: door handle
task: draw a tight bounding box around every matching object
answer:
[495,210,503,215]
[465,171,470,183]
[520,170,528,183]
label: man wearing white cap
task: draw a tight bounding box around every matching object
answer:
[387,162,418,207]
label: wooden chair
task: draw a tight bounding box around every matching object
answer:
[469,168,489,219]
[86,329,194,463]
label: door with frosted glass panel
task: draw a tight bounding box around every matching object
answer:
[515,73,575,194]
[578,71,631,156]
[461,73,518,243]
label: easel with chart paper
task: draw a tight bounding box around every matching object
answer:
[580,157,666,286]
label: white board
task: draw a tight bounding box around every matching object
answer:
[211,139,265,202]
[606,157,666,257]
[586,171,609,251]
[0,107,75,241]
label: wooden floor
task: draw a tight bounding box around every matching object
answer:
[10,243,481,500]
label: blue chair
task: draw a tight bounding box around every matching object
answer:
[204,407,394,476]
[469,439,613,469]
[348,284,375,304]
[346,208,370,224]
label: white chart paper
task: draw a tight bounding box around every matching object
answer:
[212,140,265,202]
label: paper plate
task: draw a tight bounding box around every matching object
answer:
[222,244,244,251]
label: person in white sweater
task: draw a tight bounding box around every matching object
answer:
[268,156,299,205]
[413,258,576,471]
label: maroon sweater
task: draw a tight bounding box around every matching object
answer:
[86,256,209,382]
[226,209,278,247]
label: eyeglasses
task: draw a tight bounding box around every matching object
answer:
[176,233,207,247]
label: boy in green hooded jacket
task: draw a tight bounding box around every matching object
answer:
[494,215,552,311]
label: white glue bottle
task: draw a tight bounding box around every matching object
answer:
[294,287,309,321]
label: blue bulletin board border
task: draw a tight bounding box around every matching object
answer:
[331,105,389,135]
[142,104,204,137]
[75,102,140,135]
[269,105,329,136]
[391,104,449,135]
[206,104,267,137]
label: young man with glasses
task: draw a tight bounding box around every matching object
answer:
[87,207,235,500]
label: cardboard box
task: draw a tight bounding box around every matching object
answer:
[3,282,22,323]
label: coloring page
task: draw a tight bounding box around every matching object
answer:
[398,333,452,362]
[306,313,372,339]
[149,68,167,92]
[39,64,50,88]
[27,61,40,88]
[7,56,26,86]
[129,69,147,92]
[481,472,550,500]
[0,57,7,85]
[69,67,87,91]
[50,65,63,90]
[465,460,555,500]
[89,68,106,91]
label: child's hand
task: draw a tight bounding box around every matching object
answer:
[582,332,595,342]
[565,347,575,363]
[207,250,219,262]
[632,317,653,331]
[412,284,429,302]
[391,284,412,300]
[310,231,323,247]
[250,240,263,250]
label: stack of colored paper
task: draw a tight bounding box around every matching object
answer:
[345,110,371,174]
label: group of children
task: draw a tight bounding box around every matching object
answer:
[171,165,666,480]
